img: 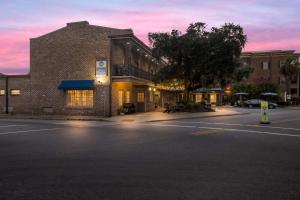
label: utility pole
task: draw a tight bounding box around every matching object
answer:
[5,76,9,114]
[297,75,300,98]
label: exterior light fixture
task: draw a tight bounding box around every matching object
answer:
[137,48,140,51]
[145,54,148,57]
[96,76,109,85]
[149,87,152,91]
[153,88,156,92]
[126,42,130,45]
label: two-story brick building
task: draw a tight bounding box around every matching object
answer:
[241,50,300,99]
[0,21,174,116]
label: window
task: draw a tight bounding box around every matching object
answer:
[262,62,269,70]
[149,92,153,102]
[11,90,20,95]
[67,90,93,107]
[196,94,203,103]
[125,91,130,103]
[210,93,217,104]
[137,92,145,102]
[0,90,5,95]
[279,60,284,68]
[118,91,123,107]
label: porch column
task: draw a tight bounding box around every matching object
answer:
[124,42,132,75]
[138,50,143,77]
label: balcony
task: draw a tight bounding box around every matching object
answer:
[113,64,153,81]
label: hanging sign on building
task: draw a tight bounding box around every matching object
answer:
[96,60,107,77]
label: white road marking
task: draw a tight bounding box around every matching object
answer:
[171,121,300,131]
[0,128,63,136]
[148,124,197,128]
[0,125,27,128]
[147,123,300,138]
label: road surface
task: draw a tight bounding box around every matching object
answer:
[0,108,300,200]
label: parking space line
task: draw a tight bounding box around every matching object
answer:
[146,123,300,138]
[148,124,197,128]
[171,121,300,131]
[0,125,27,128]
[0,128,63,136]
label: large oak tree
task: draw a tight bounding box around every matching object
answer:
[149,22,247,102]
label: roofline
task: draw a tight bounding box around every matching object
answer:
[241,50,300,58]
[109,34,152,54]
[0,74,30,78]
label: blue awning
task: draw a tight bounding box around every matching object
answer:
[58,80,94,90]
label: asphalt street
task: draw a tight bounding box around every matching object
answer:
[0,108,300,200]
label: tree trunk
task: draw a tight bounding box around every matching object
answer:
[184,79,190,103]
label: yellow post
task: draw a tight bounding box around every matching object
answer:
[260,101,270,124]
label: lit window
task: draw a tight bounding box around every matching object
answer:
[118,91,123,107]
[137,92,145,102]
[149,92,153,102]
[196,94,203,103]
[0,90,5,95]
[11,90,20,95]
[210,93,217,104]
[125,91,130,103]
[67,90,93,107]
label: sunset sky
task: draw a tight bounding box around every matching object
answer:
[1,0,300,74]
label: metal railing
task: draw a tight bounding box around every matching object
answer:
[113,64,153,81]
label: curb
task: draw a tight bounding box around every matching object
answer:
[146,112,250,123]
[0,115,111,122]
[0,112,250,123]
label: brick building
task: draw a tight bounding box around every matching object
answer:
[0,21,175,116]
[241,50,300,99]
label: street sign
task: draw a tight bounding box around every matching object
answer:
[260,101,270,124]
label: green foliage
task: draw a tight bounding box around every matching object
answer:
[233,82,278,98]
[183,102,215,112]
[149,22,247,102]
[232,65,254,82]
[280,56,300,95]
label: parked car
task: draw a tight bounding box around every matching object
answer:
[244,99,277,109]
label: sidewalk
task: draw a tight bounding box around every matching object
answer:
[0,107,249,123]
[112,107,249,123]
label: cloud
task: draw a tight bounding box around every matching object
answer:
[0,0,300,74]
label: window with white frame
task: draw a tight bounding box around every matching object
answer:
[262,62,269,70]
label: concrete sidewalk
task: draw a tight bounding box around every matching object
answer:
[111,107,249,123]
[0,107,249,123]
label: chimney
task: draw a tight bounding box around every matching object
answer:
[67,21,89,28]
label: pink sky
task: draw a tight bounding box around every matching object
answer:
[0,0,299,74]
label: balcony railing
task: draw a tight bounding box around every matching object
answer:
[113,64,153,81]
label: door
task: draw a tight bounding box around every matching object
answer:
[137,92,145,112]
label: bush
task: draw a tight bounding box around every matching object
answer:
[183,102,215,112]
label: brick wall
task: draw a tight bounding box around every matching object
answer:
[241,51,300,97]
[29,21,112,116]
[0,76,31,114]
